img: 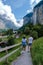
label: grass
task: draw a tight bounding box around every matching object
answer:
[0,34,21,58]
[8,49,21,62]
[0,34,29,58]
[0,51,6,58]
[0,34,29,65]
[15,34,29,43]
[0,44,21,58]
[31,37,43,65]
[0,49,21,65]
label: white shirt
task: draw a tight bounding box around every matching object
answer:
[28,37,33,44]
[22,39,27,43]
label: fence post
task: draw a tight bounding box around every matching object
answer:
[5,46,9,63]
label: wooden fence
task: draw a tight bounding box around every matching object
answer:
[0,43,21,62]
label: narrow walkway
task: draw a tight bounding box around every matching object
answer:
[12,46,33,65]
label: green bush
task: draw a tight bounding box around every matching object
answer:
[33,25,43,37]
[24,27,30,35]
[0,38,2,42]
[30,31,38,39]
[5,29,13,35]
[38,25,43,37]
[31,37,43,65]
[7,36,15,46]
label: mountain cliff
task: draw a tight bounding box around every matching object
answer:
[23,0,43,25]
[33,0,43,25]
[23,12,33,25]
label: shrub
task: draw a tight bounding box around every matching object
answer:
[32,25,43,37]
[30,31,38,39]
[24,27,30,35]
[6,29,13,35]
[0,38,2,42]
[38,25,43,37]
[31,37,43,65]
[7,36,15,46]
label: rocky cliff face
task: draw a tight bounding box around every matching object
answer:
[23,13,33,25]
[23,1,43,25]
[33,1,43,25]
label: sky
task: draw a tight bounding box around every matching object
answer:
[0,0,41,27]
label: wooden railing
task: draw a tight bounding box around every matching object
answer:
[0,43,21,62]
[0,43,21,52]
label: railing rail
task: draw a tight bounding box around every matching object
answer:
[0,43,21,52]
[0,47,21,62]
[0,36,21,62]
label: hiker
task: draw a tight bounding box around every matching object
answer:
[22,36,27,51]
[28,35,33,51]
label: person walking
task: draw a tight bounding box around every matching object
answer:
[22,36,27,51]
[28,35,33,51]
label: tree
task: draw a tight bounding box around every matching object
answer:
[30,31,38,39]
[24,27,30,35]
[33,25,43,37]
[7,36,15,46]
[6,29,13,35]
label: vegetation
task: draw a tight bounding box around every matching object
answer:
[30,30,38,39]
[0,51,6,58]
[18,23,43,38]
[0,38,2,42]
[0,22,43,65]
[7,36,15,46]
[0,33,28,58]
[32,25,43,37]
[5,29,13,35]
[0,49,21,65]
[24,27,30,35]
[0,44,21,58]
[31,37,43,65]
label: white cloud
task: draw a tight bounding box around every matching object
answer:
[35,0,41,3]
[19,19,23,26]
[31,0,41,4]
[31,0,35,4]
[31,0,41,5]
[26,0,41,15]
[30,0,41,8]
[26,9,33,13]
[0,0,23,27]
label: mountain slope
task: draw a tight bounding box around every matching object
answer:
[23,12,33,25]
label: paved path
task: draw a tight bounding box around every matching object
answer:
[12,46,33,65]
